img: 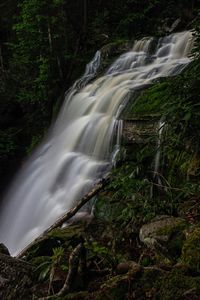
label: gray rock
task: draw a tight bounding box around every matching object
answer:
[139,216,187,260]
[0,253,34,300]
[0,243,10,256]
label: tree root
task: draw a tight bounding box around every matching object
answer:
[38,243,86,300]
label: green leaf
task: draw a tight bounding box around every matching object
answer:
[38,265,51,281]
[183,112,192,121]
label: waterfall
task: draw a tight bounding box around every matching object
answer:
[0,31,194,256]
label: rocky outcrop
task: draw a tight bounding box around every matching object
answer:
[0,246,34,300]
[122,117,159,145]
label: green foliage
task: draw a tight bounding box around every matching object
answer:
[51,246,64,262]
[32,256,52,281]
[33,246,65,282]
[96,159,180,227]
[84,240,120,267]
[0,129,18,156]
[11,0,65,105]
[85,241,108,257]
[133,81,170,115]
[181,226,200,272]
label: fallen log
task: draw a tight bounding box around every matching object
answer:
[17,176,109,259]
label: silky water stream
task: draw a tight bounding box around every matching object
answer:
[0,31,194,255]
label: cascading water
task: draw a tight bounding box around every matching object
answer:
[0,31,194,256]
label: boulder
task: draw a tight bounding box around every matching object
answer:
[0,243,10,256]
[139,216,187,261]
[0,252,34,299]
[116,261,142,275]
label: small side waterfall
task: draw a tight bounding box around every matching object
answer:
[0,31,194,256]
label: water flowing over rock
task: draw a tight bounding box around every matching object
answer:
[0,31,194,256]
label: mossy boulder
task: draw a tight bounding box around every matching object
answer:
[121,80,169,119]
[181,226,200,272]
[139,216,187,261]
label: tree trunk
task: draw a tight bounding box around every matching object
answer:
[47,19,53,52]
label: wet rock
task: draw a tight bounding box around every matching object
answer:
[101,41,130,60]
[139,216,187,261]
[0,243,10,255]
[122,118,158,145]
[0,253,34,300]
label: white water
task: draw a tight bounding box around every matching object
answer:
[0,31,194,256]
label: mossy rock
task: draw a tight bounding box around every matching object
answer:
[181,226,200,272]
[139,216,187,261]
[131,266,200,300]
[97,40,130,76]
[122,80,169,119]
[95,263,141,300]
[157,268,200,299]
[25,224,85,260]
[47,224,85,243]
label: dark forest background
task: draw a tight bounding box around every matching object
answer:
[0,0,199,194]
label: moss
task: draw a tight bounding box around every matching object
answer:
[122,80,169,118]
[156,219,187,236]
[187,154,200,178]
[131,267,165,299]
[181,226,200,272]
[25,225,85,260]
[99,273,134,300]
[140,267,164,287]
[157,268,200,299]
[47,225,84,242]
[158,220,187,260]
